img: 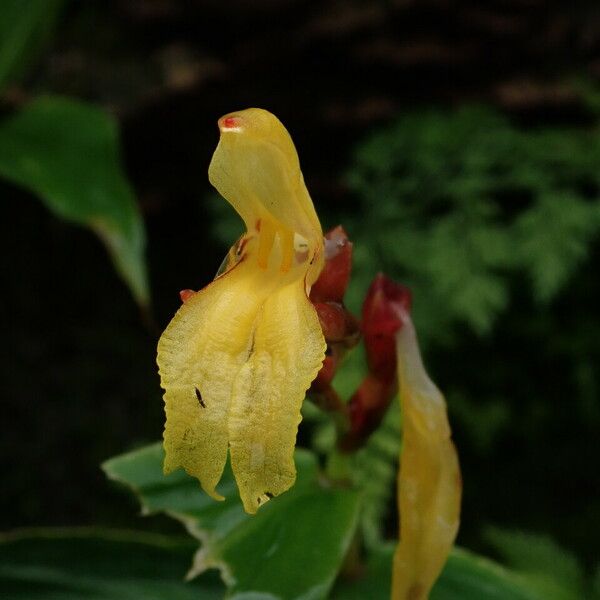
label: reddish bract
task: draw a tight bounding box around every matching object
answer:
[310,226,353,303]
[340,274,413,451]
[361,273,412,382]
[312,301,359,344]
[308,226,360,415]
[179,289,196,303]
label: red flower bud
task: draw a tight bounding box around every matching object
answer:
[310,226,353,303]
[339,274,413,451]
[362,273,412,382]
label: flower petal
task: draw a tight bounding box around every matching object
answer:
[228,278,326,514]
[208,108,322,249]
[158,259,280,500]
[392,311,461,599]
[158,108,326,512]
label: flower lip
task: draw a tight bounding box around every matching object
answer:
[219,115,243,132]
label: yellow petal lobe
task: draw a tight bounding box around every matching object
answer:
[392,311,461,599]
[158,259,277,500]
[228,279,326,514]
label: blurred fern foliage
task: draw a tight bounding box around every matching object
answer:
[345,106,600,341]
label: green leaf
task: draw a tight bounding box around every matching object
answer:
[332,544,564,600]
[0,0,65,91]
[103,443,361,600]
[0,96,149,307]
[484,527,586,600]
[331,545,393,599]
[0,528,224,599]
[433,548,557,600]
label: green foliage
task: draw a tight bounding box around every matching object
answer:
[332,544,560,600]
[352,403,400,549]
[0,528,223,599]
[447,391,510,455]
[0,96,149,307]
[484,527,597,600]
[100,442,579,599]
[103,443,361,600]
[0,0,65,91]
[303,343,401,550]
[345,107,600,339]
[333,541,596,600]
[331,543,571,599]
[3,528,572,600]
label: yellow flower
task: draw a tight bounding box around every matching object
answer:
[392,306,461,599]
[157,109,326,514]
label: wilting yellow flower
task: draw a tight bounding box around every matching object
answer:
[157,109,326,514]
[392,308,461,599]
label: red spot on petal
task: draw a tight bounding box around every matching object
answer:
[219,115,242,130]
[255,218,262,232]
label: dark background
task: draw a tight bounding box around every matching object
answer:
[2,0,599,571]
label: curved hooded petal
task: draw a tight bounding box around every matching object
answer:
[157,109,326,514]
[392,309,461,599]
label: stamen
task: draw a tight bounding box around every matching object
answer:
[294,232,310,264]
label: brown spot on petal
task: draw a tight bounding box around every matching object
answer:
[195,387,206,408]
